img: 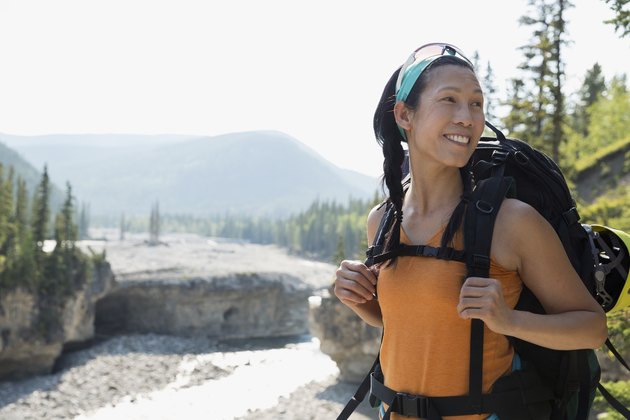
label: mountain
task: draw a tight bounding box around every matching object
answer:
[0,131,379,218]
[0,141,64,210]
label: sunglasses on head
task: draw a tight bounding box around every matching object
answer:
[395,43,473,103]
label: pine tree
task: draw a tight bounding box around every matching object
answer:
[14,176,36,284]
[502,78,533,139]
[15,177,29,237]
[149,201,161,245]
[78,202,90,240]
[333,234,345,266]
[0,165,9,273]
[603,0,630,38]
[572,63,607,137]
[2,167,18,275]
[56,182,78,247]
[483,61,498,122]
[120,213,126,240]
[31,165,51,247]
[504,0,572,162]
[549,0,573,163]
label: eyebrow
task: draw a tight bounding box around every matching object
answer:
[437,86,484,94]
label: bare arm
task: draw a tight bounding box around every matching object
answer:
[458,199,607,350]
[333,203,385,328]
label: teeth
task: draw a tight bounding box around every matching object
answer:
[445,134,469,144]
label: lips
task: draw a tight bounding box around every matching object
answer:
[444,134,470,144]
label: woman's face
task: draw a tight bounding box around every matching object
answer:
[404,64,485,169]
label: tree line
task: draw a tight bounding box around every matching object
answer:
[0,164,92,304]
[121,192,383,264]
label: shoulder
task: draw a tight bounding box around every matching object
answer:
[495,198,548,235]
[491,198,553,271]
[367,201,388,245]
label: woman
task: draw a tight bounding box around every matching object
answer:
[333,43,607,420]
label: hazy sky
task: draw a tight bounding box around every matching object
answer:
[1,0,628,177]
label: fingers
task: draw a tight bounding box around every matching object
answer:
[457,277,512,334]
[334,260,378,305]
[458,277,500,316]
[460,277,501,298]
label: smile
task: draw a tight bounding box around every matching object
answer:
[444,134,470,144]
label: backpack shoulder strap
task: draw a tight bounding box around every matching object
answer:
[365,201,396,267]
[464,175,514,410]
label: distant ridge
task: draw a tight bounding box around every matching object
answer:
[0,140,64,210]
[0,131,378,217]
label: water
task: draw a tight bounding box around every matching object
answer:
[74,338,339,420]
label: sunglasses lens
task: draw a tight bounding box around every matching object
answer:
[412,43,471,66]
[396,43,472,94]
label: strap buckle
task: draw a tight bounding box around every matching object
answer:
[395,392,430,418]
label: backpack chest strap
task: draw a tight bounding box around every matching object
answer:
[368,244,466,265]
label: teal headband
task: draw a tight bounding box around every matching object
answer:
[395,57,440,104]
[394,45,468,140]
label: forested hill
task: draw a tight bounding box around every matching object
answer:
[0,141,64,210]
[0,131,378,218]
[572,136,630,231]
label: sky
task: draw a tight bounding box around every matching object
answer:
[0,0,628,178]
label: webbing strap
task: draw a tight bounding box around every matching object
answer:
[464,176,514,411]
[365,203,396,267]
[336,353,381,420]
[597,382,630,418]
[370,372,554,418]
[605,338,630,372]
[369,244,466,266]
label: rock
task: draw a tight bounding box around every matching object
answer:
[91,234,336,340]
[62,261,116,346]
[0,260,115,380]
[309,289,381,383]
[95,273,311,338]
[0,288,63,379]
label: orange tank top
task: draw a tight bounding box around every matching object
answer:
[377,226,522,420]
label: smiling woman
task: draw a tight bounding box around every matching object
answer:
[333,42,607,420]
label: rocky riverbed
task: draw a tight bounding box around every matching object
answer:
[0,334,377,420]
[0,232,377,419]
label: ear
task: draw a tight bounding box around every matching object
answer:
[393,101,413,133]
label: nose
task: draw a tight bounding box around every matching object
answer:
[455,104,473,127]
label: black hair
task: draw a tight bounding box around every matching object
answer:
[373,55,476,265]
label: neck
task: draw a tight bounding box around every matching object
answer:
[405,163,464,217]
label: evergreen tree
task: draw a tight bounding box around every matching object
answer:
[504,0,572,162]
[603,0,630,38]
[78,202,90,240]
[55,182,78,247]
[562,75,630,169]
[549,0,572,163]
[571,63,607,137]
[483,61,498,122]
[15,177,29,237]
[13,176,36,283]
[502,78,532,139]
[0,166,10,257]
[586,75,630,147]
[120,213,126,240]
[333,234,345,266]
[149,201,161,245]
[471,51,481,74]
[31,165,51,247]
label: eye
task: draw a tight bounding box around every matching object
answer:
[471,100,483,108]
[442,96,456,103]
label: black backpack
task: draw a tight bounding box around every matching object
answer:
[337,122,630,420]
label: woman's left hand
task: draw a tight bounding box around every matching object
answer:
[457,277,514,334]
